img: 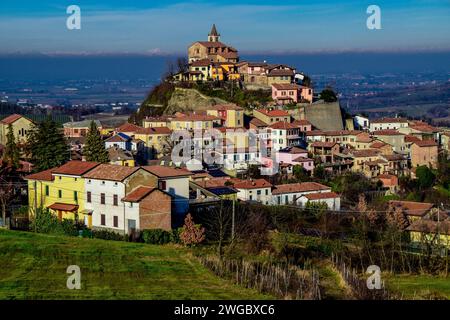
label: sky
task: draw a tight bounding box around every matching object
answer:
[0,0,449,54]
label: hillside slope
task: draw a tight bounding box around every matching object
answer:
[166,87,229,114]
[0,230,271,300]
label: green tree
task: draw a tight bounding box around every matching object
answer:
[27,117,70,172]
[313,165,326,180]
[319,87,338,103]
[4,124,20,169]
[415,165,436,189]
[293,165,308,181]
[84,121,109,163]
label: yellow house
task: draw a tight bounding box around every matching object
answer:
[0,114,34,145]
[143,116,171,129]
[407,220,450,249]
[253,109,291,125]
[134,126,172,159]
[189,59,212,81]
[211,62,240,81]
[170,114,221,131]
[25,161,100,227]
[206,104,244,128]
[348,149,381,172]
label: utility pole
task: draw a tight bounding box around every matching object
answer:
[231,198,235,241]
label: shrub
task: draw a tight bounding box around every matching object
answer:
[91,229,127,241]
[180,214,205,247]
[170,228,183,244]
[142,229,173,245]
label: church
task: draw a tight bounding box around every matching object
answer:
[188,24,239,64]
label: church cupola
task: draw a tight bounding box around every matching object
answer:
[208,24,220,42]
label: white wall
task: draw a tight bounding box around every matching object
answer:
[272,188,331,205]
[85,178,137,233]
[237,187,272,205]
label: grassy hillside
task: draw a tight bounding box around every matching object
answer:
[0,230,271,300]
[386,274,450,300]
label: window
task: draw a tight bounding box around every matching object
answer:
[265,189,269,195]
[113,216,118,228]
[87,192,92,203]
[114,182,118,187]
[159,180,166,190]
[113,195,118,206]
[87,179,91,184]
[100,214,106,226]
[58,190,62,198]
[45,185,49,196]
[74,191,78,201]
[100,193,105,205]
[249,195,253,201]
[257,190,261,195]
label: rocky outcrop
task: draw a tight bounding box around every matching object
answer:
[165,87,229,114]
[290,101,344,131]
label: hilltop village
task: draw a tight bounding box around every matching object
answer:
[0,25,449,252]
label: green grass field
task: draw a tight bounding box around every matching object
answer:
[386,274,450,300]
[0,229,271,300]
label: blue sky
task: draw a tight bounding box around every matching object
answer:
[0,0,449,54]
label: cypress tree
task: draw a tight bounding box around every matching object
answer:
[27,117,70,172]
[84,121,109,163]
[4,123,20,169]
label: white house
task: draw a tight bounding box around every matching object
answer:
[271,182,332,206]
[298,192,341,211]
[83,165,154,234]
[233,179,273,205]
[369,117,409,132]
[353,115,370,131]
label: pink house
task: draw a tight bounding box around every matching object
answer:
[272,84,313,105]
[276,146,314,172]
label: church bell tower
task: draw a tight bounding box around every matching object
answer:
[208,24,220,42]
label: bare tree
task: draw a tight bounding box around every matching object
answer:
[202,200,234,259]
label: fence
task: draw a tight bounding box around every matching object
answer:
[331,253,394,300]
[197,255,321,300]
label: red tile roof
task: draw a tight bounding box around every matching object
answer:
[407,220,450,235]
[255,109,290,117]
[25,168,56,181]
[388,200,434,217]
[405,135,421,143]
[268,69,294,77]
[268,121,298,130]
[143,165,193,178]
[372,129,404,136]
[249,117,268,127]
[116,123,142,132]
[272,83,300,90]
[311,141,338,148]
[304,192,339,200]
[0,114,26,124]
[48,203,79,212]
[272,182,330,195]
[413,140,438,147]
[191,59,211,67]
[233,179,272,190]
[135,127,172,135]
[83,164,140,181]
[122,186,156,203]
[52,161,99,176]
